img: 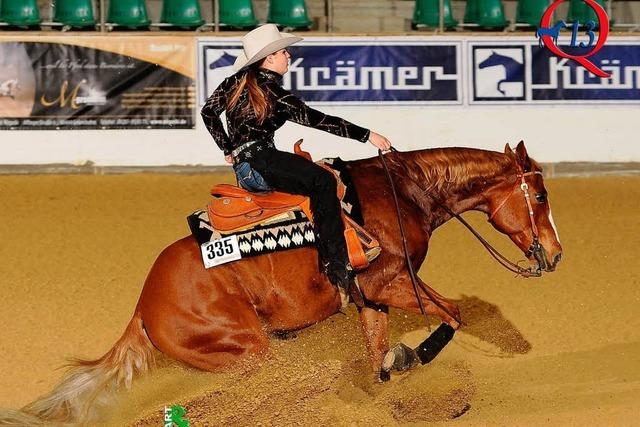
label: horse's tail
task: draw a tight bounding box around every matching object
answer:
[0,312,156,426]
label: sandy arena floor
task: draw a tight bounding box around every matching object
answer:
[0,173,638,426]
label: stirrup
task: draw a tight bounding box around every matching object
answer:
[365,247,382,263]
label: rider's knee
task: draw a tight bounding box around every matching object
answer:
[313,168,337,192]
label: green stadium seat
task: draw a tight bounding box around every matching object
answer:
[107,0,150,28]
[464,0,480,24]
[464,0,509,29]
[53,0,96,28]
[516,0,549,26]
[268,0,312,29]
[567,0,606,26]
[160,0,204,28]
[220,0,258,29]
[0,0,41,26]
[412,0,458,29]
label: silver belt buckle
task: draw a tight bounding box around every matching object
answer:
[231,140,257,158]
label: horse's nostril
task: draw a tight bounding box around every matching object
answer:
[553,253,562,265]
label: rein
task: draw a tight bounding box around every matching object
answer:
[378,149,434,330]
[432,184,543,278]
[377,148,542,316]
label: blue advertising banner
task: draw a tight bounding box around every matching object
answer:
[198,36,638,107]
[469,39,640,104]
[470,44,527,102]
[198,38,462,105]
[531,43,640,102]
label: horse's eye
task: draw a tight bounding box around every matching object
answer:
[535,193,547,204]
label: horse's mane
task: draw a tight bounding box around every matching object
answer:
[410,147,519,193]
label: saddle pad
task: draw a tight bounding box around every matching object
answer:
[188,209,315,268]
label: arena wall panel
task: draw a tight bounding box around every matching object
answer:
[0,34,638,166]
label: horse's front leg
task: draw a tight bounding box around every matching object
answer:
[358,303,390,381]
[365,273,461,377]
[367,273,461,327]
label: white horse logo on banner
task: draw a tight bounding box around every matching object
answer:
[0,79,20,100]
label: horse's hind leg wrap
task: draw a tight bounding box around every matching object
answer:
[415,323,455,365]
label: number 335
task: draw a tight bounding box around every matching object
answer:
[204,239,234,259]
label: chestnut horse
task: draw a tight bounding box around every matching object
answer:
[2,142,562,425]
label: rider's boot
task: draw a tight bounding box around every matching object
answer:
[325,261,353,293]
[324,261,365,308]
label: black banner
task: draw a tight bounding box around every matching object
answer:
[0,39,195,129]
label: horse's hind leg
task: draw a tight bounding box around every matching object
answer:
[142,297,269,371]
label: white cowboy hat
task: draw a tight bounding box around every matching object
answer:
[233,24,302,71]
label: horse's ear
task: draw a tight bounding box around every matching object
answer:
[515,140,532,171]
[504,143,515,158]
[515,140,528,157]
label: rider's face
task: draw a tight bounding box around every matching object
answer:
[265,49,291,75]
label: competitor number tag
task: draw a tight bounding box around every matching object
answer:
[200,236,242,268]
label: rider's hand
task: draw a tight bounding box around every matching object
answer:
[225,155,233,164]
[368,131,392,151]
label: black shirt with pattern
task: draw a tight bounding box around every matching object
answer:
[201,68,370,156]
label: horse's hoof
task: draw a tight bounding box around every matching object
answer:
[382,343,419,373]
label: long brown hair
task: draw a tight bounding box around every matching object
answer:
[227,64,271,124]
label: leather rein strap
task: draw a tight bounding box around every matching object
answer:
[378,149,434,330]
[431,166,543,278]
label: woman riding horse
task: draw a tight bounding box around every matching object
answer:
[201,24,392,295]
[0,142,563,426]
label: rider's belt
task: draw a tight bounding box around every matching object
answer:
[232,139,276,163]
[231,140,258,158]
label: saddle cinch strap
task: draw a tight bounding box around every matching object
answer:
[208,140,379,270]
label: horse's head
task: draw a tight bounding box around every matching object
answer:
[478,51,501,69]
[2,79,19,92]
[485,141,563,273]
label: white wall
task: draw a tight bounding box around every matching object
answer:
[0,103,637,166]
